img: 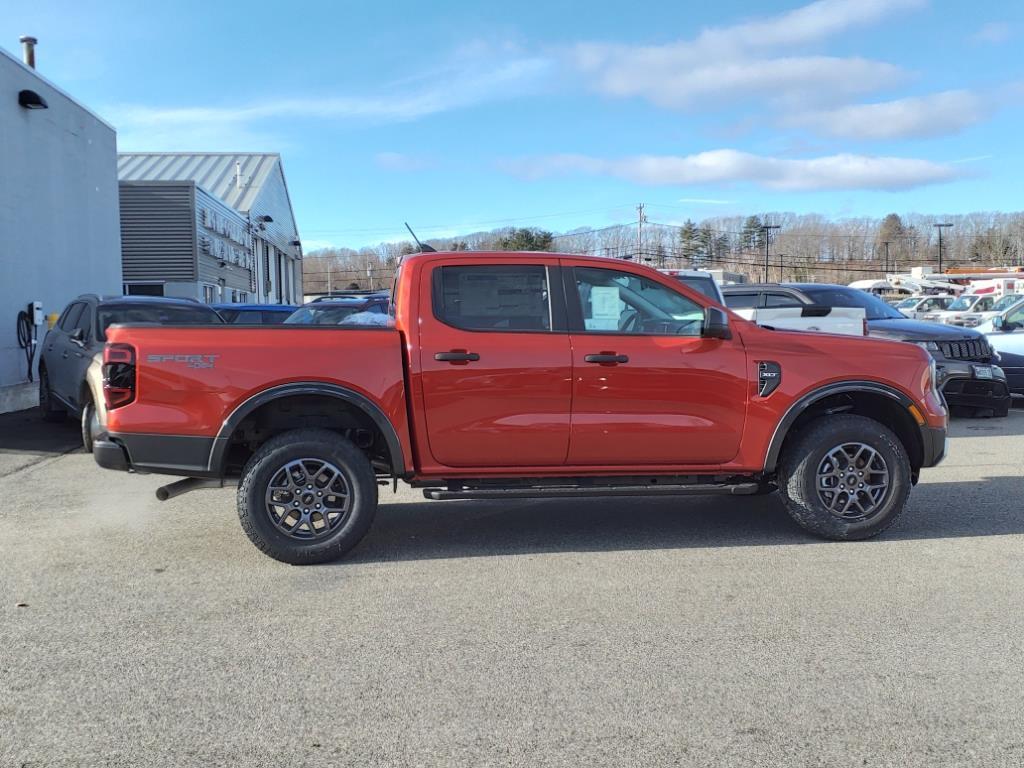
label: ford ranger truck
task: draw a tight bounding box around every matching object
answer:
[94,252,948,564]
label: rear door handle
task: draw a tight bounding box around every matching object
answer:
[584,353,629,364]
[434,351,480,363]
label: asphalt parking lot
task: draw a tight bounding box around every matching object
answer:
[3,409,1024,767]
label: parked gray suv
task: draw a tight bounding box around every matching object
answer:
[39,295,222,450]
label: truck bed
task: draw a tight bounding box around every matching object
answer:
[102,324,412,474]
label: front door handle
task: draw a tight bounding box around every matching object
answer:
[584,353,629,364]
[61,352,69,359]
[434,351,480,363]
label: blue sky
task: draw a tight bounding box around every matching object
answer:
[6,0,1024,248]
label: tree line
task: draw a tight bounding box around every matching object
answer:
[301,211,1024,293]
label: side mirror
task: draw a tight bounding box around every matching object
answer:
[702,306,732,340]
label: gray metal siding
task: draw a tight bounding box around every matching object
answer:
[119,182,196,282]
[194,187,255,293]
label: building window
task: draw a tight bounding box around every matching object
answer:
[124,283,165,297]
[202,285,217,304]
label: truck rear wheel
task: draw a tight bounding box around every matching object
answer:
[237,429,378,564]
[778,414,911,541]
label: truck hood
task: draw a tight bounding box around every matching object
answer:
[867,317,983,342]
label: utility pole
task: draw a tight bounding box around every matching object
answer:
[762,224,781,282]
[326,262,332,295]
[776,253,786,282]
[883,241,891,275]
[935,223,953,274]
[636,203,647,262]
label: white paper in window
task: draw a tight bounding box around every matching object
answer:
[587,286,622,331]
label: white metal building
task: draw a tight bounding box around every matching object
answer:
[117,153,302,305]
[0,40,121,413]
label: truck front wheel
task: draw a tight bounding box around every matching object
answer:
[778,414,911,541]
[237,429,378,564]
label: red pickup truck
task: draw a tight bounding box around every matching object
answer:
[95,251,948,563]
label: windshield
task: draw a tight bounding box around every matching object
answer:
[98,304,221,340]
[947,296,976,311]
[896,297,919,309]
[285,303,388,325]
[798,287,904,320]
[993,294,1021,311]
[673,275,720,302]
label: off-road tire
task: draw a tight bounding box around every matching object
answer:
[778,414,911,541]
[237,429,378,564]
[80,394,97,453]
[39,367,65,422]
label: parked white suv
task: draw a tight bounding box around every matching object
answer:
[960,293,1023,328]
[895,295,955,320]
[922,294,997,325]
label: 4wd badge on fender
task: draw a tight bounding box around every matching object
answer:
[147,354,220,369]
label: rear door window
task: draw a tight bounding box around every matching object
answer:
[433,265,552,332]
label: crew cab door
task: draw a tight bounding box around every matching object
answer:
[417,261,572,467]
[564,262,748,465]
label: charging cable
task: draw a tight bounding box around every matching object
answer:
[16,309,37,383]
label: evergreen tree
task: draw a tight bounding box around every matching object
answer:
[495,228,555,252]
[696,224,715,269]
[741,215,764,250]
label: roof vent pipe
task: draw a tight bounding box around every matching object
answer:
[235,161,242,190]
[19,36,37,69]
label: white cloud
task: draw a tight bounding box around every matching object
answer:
[972,22,1013,44]
[573,0,924,109]
[505,150,963,191]
[106,46,551,151]
[374,152,434,172]
[788,90,990,140]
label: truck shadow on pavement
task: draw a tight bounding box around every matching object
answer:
[348,475,1024,563]
[0,408,80,456]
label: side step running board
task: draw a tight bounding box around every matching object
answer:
[424,483,760,501]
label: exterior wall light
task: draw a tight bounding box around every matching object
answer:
[18,89,48,109]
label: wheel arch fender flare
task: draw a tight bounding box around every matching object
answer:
[762,381,915,474]
[209,382,406,476]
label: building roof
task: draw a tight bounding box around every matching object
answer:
[117,153,281,213]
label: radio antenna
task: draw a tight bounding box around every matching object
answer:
[404,222,436,253]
